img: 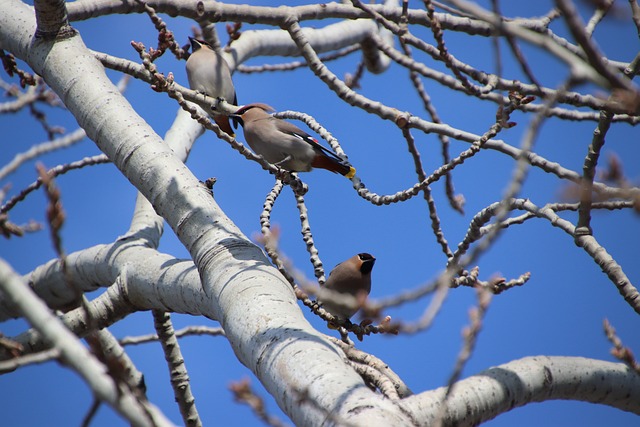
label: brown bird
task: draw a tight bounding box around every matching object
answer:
[232,103,356,177]
[185,37,238,136]
[320,253,376,322]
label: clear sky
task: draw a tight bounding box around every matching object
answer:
[1,1,639,426]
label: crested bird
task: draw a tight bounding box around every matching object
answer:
[320,253,376,322]
[232,103,356,178]
[186,37,238,136]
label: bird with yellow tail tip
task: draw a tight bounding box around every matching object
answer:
[231,103,356,178]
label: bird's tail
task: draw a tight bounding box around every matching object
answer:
[312,156,356,178]
[214,115,235,137]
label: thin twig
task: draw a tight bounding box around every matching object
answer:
[603,318,640,374]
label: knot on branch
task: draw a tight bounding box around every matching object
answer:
[35,25,77,42]
[574,225,593,238]
[395,112,411,129]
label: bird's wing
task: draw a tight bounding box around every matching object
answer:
[277,120,347,163]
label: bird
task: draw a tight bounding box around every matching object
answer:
[185,37,238,136]
[319,253,376,322]
[231,103,356,178]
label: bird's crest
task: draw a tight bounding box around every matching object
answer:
[235,103,276,115]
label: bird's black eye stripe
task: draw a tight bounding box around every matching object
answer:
[358,253,374,260]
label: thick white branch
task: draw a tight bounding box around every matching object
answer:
[402,356,640,425]
[226,19,388,71]
[0,258,173,427]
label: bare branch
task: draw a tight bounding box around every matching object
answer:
[604,319,640,374]
[229,378,291,427]
[153,310,202,427]
[0,259,171,426]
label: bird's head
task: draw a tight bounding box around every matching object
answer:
[188,37,212,54]
[231,103,276,126]
[357,253,376,274]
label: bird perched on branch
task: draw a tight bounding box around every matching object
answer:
[185,37,238,136]
[231,103,356,178]
[320,253,376,322]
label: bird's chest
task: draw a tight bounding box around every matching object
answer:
[187,60,226,96]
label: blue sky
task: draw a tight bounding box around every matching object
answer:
[1,1,639,426]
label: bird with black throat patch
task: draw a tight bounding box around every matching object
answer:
[319,253,376,323]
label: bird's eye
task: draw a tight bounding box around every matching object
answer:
[358,253,374,260]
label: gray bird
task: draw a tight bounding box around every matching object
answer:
[232,103,356,177]
[186,37,238,136]
[320,253,376,322]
